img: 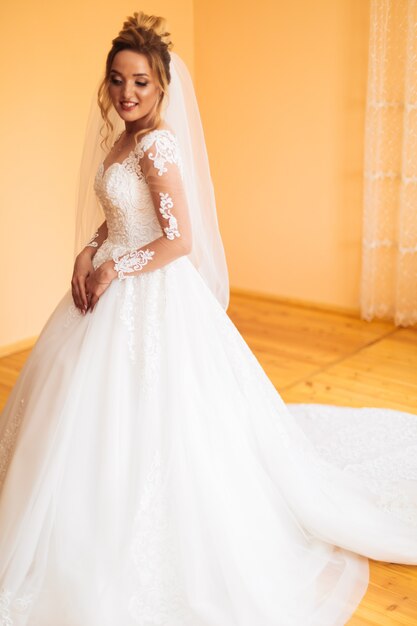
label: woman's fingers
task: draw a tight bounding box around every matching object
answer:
[71,274,89,313]
[71,278,82,311]
[85,270,113,313]
[77,275,88,311]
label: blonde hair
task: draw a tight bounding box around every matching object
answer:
[98,11,173,149]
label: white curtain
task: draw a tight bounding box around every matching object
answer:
[361,0,417,326]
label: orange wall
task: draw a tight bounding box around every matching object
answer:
[0,0,370,349]
[0,0,193,349]
[194,0,370,311]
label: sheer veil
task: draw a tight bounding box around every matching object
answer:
[74,51,230,310]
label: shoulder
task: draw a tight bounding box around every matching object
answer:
[140,124,177,150]
[138,125,183,177]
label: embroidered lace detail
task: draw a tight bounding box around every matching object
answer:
[117,266,167,376]
[92,129,182,359]
[92,129,183,271]
[113,249,155,280]
[86,230,99,248]
[287,404,417,525]
[0,398,25,491]
[118,278,138,363]
[376,483,417,524]
[123,151,146,181]
[93,158,162,273]
[206,312,417,524]
[342,444,417,525]
[127,452,193,625]
[139,130,184,178]
[63,301,82,328]
[159,192,180,240]
[0,587,35,626]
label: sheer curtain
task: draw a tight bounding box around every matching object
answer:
[361,0,417,326]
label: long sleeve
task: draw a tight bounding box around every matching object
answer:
[83,220,108,257]
[112,130,192,279]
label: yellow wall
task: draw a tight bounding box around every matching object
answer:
[0,0,370,349]
[195,0,370,311]
[0,0,193,349]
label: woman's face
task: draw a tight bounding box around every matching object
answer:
[108,50,162,131]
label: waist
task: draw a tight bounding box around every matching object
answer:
[92,239,192,273]
[92,239,150,269]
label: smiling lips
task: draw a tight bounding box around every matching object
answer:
[121,101,138,111]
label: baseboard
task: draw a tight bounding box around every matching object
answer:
[229,286,361,318]
[0,336,38,358]
[0,292,362,359]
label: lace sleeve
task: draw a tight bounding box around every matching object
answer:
[84,220,108,256]
[112,130,192,279]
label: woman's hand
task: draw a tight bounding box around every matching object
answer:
[71,249,95,314]
[85,260,117,313]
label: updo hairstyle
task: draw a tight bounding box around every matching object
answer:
[98,10,173,148]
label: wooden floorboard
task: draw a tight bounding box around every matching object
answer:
[1,291,416,624]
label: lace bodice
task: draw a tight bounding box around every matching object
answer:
[92,129,186,271]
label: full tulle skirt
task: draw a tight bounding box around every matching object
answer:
[0,256,416,626]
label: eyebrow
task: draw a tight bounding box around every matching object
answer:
[110,69,149,77]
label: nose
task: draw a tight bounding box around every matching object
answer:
[122,81,134,99]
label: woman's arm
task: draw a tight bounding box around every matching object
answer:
[71,220,108,313]
[82,220,109,258]
[112,149,191,278]
[86,131,191,312]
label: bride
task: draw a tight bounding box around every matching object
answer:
[0,11,416,626]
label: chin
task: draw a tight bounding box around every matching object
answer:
[118,109,140,120]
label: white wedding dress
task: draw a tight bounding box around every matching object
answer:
[0,128,416,626]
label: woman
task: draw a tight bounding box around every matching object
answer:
[0,11,416,626]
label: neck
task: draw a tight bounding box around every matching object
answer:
[124,109,158,135]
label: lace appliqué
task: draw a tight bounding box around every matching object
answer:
[139,130,184,179]
[0,587,34,626]
[210,308,397,507]
[0,398,25,491]
[93,165,162,263]
[122,151,147,181]
[118,278,139,364]
[92,129,180,369]
[127,452,193,625]
[159,192,180,240]
[117,269,166,382]
[343,444,417,525]
[86,230,99,248]
[113,249,155,280]
[287,404,417,525]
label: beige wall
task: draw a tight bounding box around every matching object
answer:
[195,0,369,311]
[0,0,370,349]
[0,0,193,349]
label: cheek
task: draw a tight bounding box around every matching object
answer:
[108,84,119,102]
[140,87,159,106]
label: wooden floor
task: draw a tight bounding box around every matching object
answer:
[227,291,417,626]
[1,290,416,624]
